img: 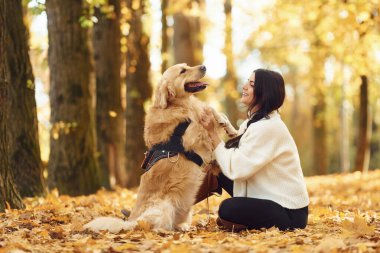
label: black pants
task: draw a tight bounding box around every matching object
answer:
[217,173,308,231]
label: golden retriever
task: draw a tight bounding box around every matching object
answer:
[84,64,237,233]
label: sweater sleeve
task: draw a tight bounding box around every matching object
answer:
[214,121,279,181]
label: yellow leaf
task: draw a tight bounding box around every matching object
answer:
[113,243,138,251]
[38,230,50,239]
[313,238,345,253]
[136,220,152,231]
[341,215,376,236]
[169,244,191,253]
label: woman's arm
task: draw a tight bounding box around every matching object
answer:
[201,110,279,181]
[213,129,276,181]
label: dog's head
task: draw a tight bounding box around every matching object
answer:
[153,63,207,109]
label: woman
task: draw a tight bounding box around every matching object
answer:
[198,69,309,232]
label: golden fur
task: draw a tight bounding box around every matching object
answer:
[84,64,237,233]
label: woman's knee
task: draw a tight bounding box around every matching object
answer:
[218,199,236,220]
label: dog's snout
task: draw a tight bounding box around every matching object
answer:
[200,65,206,72]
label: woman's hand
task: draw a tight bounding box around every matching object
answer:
[200,108,221,148]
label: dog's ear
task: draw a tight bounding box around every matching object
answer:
[153,79,175,109]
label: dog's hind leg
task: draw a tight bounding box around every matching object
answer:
[137,199,176,231]
[174,209,192,231]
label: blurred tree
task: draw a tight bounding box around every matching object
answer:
[222,0,239,128]
[320,1,380,172]
[309,42,329,175]
[161,0,169,73]
[352,4,380,172]
[172,0,204,65]
[0,0,25,211]
[125,0,152,188]
[299,1,331,175]
[249,0,380,174]
[4,0,45,196]
[93,0,126,187]
[355,75,371,172]
[46,0,103,195]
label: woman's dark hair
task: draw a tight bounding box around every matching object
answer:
[225,69,285,149]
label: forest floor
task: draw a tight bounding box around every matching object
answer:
[1,170,380,253]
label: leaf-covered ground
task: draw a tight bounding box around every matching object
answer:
[1,170,380,253]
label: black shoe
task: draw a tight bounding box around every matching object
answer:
[216,217,247,232]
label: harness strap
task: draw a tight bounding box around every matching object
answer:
[141,150,178,172]
[184,151,203,167]
[141,120,204,172]
[152,120,190,152]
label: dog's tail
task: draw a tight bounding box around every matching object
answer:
[84,199,178,233]
[83,217,136,233]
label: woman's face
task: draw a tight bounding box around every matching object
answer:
[240,72,255,106]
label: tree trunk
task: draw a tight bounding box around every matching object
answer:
[310,49,328,175]
[46,0,102,195]
[125,0,152,188]
[5,0,45,197]
[93,0,126,188]
[161,0,169,73]
[369,110,378,169]
[355,75,371,172]
[0,0,25,211]
[308,31,329,175]
[288,67,299,132]
[340,64,350,172]
[222,0,239,128]
[312,93,328,175]
[173,0,204,65]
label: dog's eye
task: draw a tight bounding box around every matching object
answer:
[180,69,186,74]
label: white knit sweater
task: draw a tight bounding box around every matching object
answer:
[214,111,310,209]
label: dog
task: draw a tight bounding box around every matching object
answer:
[84,64,237,233]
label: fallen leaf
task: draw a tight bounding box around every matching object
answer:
[313,238,346,253]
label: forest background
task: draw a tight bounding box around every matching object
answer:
[1,0,380,252]
[1,0,380,207]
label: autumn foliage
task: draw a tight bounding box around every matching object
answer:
[1,170,379,252]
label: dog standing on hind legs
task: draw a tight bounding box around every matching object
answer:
[84,64,237,233]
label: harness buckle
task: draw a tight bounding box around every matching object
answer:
[168,151,180,163]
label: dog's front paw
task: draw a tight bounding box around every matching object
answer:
[227,131,238,138]
[215,113,238,137]
[225,126,238,138]
[215,113,229,127]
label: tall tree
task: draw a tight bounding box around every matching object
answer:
[5,0,45,197]
[125,0,152,188]
[303,2,329,175]
[173,0,204,65]
[310,45,329,175]
[355,75,371,172]
[161,0,169,73]
[0,0,25,211]
[339,63,350,173]
[93,0,126,187]
[222,0,239,128]
[46,0,103,195]
[352,5,379,172]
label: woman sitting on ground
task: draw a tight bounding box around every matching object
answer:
[197,68,309,232]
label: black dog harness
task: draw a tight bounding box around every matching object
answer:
[141,120,204,172]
